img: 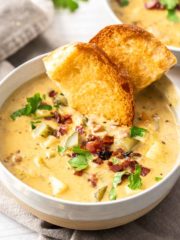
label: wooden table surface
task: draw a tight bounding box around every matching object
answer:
[1,0,180,239]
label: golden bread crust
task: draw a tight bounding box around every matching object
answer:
[90,24,177,93]
[43,42,134,126]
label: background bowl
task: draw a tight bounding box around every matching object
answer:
[104,0,180,65]
[0,55,180,230]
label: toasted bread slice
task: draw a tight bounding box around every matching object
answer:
[90,24,177,93]
[43,43,134,126]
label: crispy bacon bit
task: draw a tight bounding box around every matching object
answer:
[88,174,98,187]
[11,151,22,163]
[54,111,62,124]
[54,125,68,137]
[76,125,85,135]
[52,112,72,124]
[130,152,142,158]
[112,148,124,159]
[93,157,103,165]
[49,90,57,98]
[141,167,151,176]
[144,0,165,10]
[109,164,123,172]
[102,135,114,145]
[74,170,84,176]
[129,161,138,172]
[123,151,132,157]
[85,140,103,153]
[87,134,99,142]
[98,150,112,160]
[44,116,53,120]
[61,114,72,124]
[108,160,137,173]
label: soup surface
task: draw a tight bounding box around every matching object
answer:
[0,74,178,202]
[110,0,180,47]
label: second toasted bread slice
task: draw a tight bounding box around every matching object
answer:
[90,24,177,93]
[43,43,134,126]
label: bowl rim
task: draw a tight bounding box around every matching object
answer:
[104,0,180,53]
[0,53,180,207]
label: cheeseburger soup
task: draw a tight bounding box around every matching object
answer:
[0,74,178,202]
[110,0,180,47]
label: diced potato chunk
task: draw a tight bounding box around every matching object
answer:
[32,123,54,138]
[146,141,161,159]
[49,176,68,195]
[36,110,52,117]
[42,135,58,149]
[33,156,45,168]
[120,137,139,151]
[65,132,80,148]
[45,150,56,159]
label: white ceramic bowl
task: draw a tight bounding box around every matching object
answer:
[0,55,180,230]
[104,0,180,65]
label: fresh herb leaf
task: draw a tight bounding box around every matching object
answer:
[11,93,52,120]
[160,0,179,10]
[109,171,126,200]
[159,0,180,22]
[128,165,142,190]
[155,176,163,182]
[167,9,180,22]
[109,187,117,201]
[27,93,42,113]
[38,104,53,111]
[11,106,32,120]
[69,146,92,171]
[68,155,88,171]
[72,146,93,160]
[130,126,147,138]
[52,0,87,12]
[119,0,129,7]
[58,145,66,153]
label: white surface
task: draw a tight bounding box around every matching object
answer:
[0,0,180,239]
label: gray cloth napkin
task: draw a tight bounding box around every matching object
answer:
[0,0,54,61]
[0,62,180,240]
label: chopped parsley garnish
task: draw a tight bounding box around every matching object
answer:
[38,104,52,111]
[69,146,92,171]
[109,171,126,200]
[160,0,180,22]
[52,0,88,12]
[68,155,89,171]
[167,9,180,22]
[130,126,147,138]
[118,0,129,7]
[160,0,179,10]
[155,176,163,181]
[10,93,52,120]
[128,165,142,190]
[72,146,93,160]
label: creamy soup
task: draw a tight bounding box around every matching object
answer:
[110,0,180,47]
[0,74,178,202]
